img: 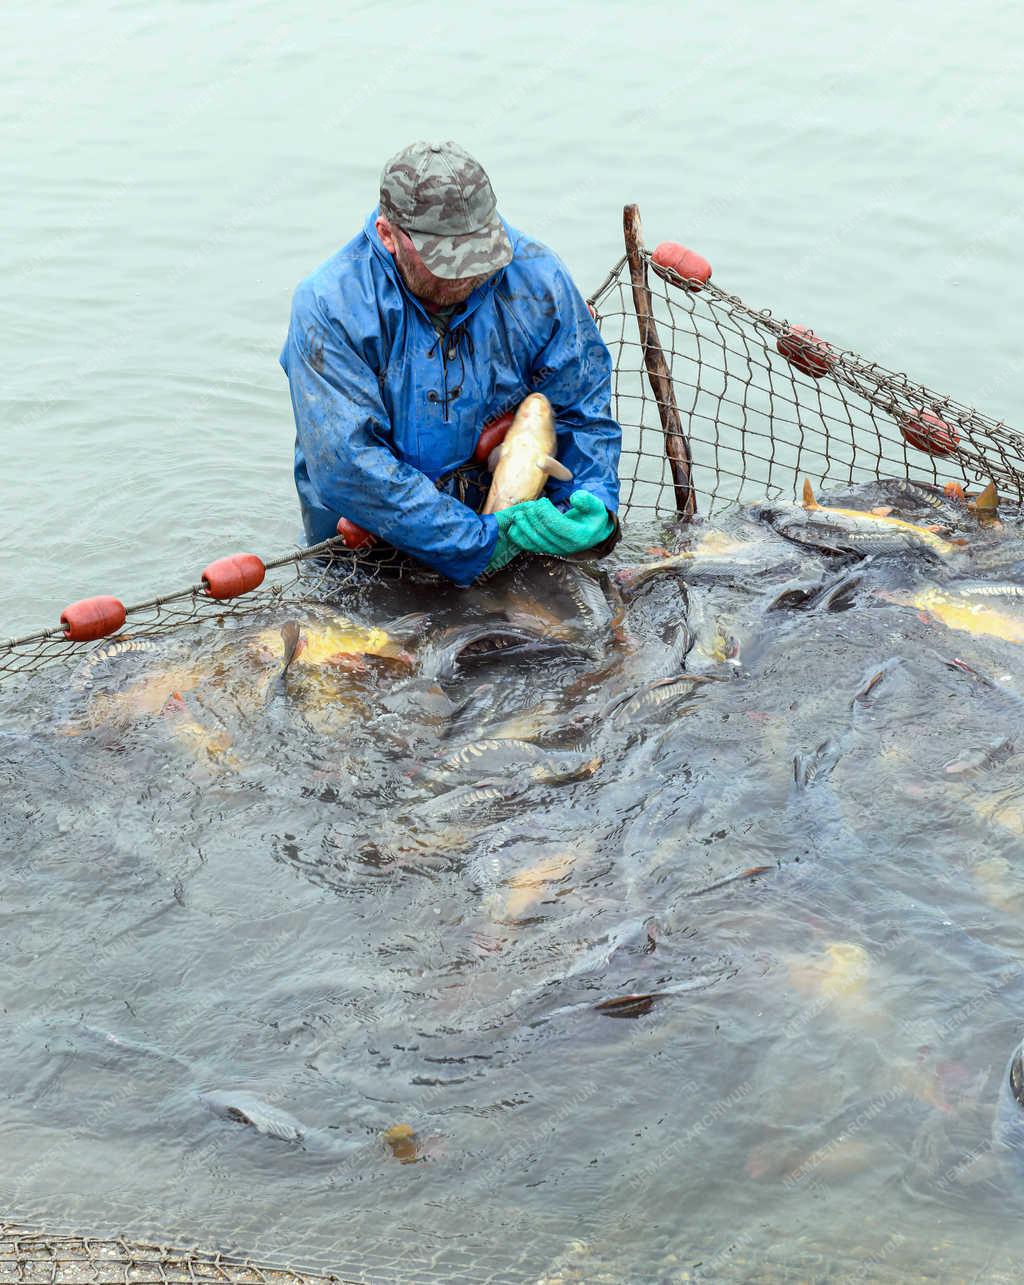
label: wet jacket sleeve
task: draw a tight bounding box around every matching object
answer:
[528,262,622,516]
[282,284,498,585]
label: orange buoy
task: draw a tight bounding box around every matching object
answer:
[776,325,835,379]
[201,553,266,599]
[474,410,515,465]
[900,409,960,458]
[336,517,376,550]
[60,595,127,642]
[651,242,712,291]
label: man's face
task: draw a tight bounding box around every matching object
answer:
[377,217,492,310]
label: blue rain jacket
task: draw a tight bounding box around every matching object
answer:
[279,207,621,585]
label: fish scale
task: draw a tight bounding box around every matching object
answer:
[67,637,162,693]
[437,738,545,775]
[481,393,572,514]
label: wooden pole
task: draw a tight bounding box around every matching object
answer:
[623,203,697,520]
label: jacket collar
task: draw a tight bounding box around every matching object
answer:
[362,205,508,329]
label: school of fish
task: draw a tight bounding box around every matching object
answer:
[9,470,1024,1279]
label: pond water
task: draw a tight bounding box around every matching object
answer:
[3,3,1024,1281]
[5,488,1024,1281]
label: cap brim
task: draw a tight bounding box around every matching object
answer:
[406,218,513,281]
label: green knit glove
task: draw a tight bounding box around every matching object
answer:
[506,491,614,557]
[483,508,521,574]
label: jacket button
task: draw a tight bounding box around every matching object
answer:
[427,391,439,403]
[450,387,461,398]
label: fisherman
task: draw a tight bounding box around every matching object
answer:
[279,141,622,585]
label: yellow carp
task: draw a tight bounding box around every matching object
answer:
[482,393,572,514]
[882,586,1024,645]
[252,618,412,669]
[64,662,205,733]
[802,479,961,558]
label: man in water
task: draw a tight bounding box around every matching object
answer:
[279,140,622,585]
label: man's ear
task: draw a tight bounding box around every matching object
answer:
[376,216,397,255]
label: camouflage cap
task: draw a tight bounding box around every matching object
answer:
[379,140,513,281]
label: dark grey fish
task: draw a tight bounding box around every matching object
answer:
[536,974,728,1026]
[942,656,1024,710]
[431,737,548,779]
[793,736,845,788]
[768,566,868,614]
[413,776,524,820]
[418,622,581,682]
[943,737,1016,777]
[851,656,902,706]
[687,865,775,897]
[68,636,162,687]
[198,1088,363,1158]
[603,674,717,725]
[993,1043,1024,1175]
[198,1089,307,1143]
[426,737,600,787]
[379,677,459,728]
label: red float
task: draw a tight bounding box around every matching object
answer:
[60,595,127,642]
[776,325,835,379]
[336,517,376,550]
[201,553,266,599]
[474,410,515,465]
[900,409,960,458]
[651,242,712,290]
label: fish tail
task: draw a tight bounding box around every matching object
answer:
[802,479,822,510]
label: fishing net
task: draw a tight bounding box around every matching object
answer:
[3,199,1023,686]
[0,1222,345,1285]
[597,206,1024,520]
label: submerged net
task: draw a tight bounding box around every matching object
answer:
[3,210,1023,687]
[0,1222,346,1285]
[0,542,412,685]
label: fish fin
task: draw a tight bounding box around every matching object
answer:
[539,455,573,482]
[280,621,302,675]
[970,481,999,515]
[870,506,894,517]
[802,479,822,510]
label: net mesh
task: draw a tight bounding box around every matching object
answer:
[596,243,1023,518]
[3,212,1023,688]
[0,1222,346,1285]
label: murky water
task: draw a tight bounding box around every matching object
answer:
[4,3,1024,1281]
[4,486,1024,1281]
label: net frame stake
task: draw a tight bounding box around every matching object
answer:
[622,202,697,520]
